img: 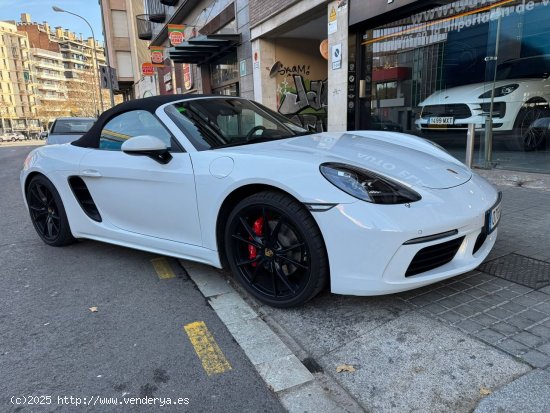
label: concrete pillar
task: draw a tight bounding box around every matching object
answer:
[252,38,277,111]
[327,0,348,132]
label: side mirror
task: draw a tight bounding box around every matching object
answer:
[121,135,173,164]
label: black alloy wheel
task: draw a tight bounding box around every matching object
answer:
[26,175,75,246]
[512,107,549,151]
[225,191,328,307]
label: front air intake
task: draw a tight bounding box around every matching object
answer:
[405,236,465,277]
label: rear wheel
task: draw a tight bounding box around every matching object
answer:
[26,175,75,246]
[224,191,328,307]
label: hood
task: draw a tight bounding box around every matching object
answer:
[420,78,543,104]
[224,131,471,190]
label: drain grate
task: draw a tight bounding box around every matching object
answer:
[479,253,550,289]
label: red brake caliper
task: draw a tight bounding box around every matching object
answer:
[248,217,264,267]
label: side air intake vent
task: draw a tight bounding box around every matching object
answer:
[68,176,102,222]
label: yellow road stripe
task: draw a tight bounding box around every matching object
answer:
[151,257,175,279]
[184,321,232,376]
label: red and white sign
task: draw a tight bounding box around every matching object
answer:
[169,31,184,45]
[183,64,193,90]
[142,62,155,76]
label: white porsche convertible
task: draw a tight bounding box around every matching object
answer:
[21,95,501,307]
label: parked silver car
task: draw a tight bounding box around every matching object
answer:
[0,132,26,142]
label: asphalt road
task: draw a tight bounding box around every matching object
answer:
[0,145,284,413]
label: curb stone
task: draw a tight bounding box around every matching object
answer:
[179,259,363,412]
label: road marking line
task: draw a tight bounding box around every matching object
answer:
[184,321,232,376]
[151,257,175,279]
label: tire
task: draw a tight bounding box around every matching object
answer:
[224,191,328,307]
[507,107,549,151]
[26,175,75,246]
[11,137,15,142]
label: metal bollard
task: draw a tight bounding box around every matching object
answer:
[465,124,475,168]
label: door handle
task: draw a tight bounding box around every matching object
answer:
[80,169,102,178]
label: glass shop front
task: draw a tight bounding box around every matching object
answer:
[352,0,550,173]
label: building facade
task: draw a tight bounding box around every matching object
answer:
[101,0,154,100]
[18,13,110,121]
[135,0,253,100]
[0,21,39,136]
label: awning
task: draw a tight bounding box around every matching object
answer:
[168,34,241,65]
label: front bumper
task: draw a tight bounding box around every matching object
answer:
[415,101,518,132]
[312,174,499,296]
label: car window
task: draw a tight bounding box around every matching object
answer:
[99,110,175,151]
[165,98,309,150]
[51,119,94,134]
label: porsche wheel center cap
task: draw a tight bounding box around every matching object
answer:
[264,248,274,258]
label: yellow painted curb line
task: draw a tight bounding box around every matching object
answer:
[151,257,176,279]
[184,321,232,376]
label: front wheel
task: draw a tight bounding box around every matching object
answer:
[507,107,549,151]
[26,175,75,246]
[224,191,328,307]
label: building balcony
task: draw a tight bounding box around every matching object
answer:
[136,14,153,40]
[31,48,63,60]
[41,94,66,101]
[146,0,166,23]
[34,61,64,71]
[34,72,63,81]
[38,83,67,92]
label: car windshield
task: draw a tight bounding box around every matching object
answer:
[165,97,309,150]
[51,119,95,135]
[496,56,550,80]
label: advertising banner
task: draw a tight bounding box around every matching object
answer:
[142,62,155,76]
[168,24,185,46]
[150,46,165,67]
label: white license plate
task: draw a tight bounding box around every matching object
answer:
[428,116,454,125]
[485,192,502,234]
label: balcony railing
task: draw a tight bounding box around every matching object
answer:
[146,0,166,23]
[136,14,153,40]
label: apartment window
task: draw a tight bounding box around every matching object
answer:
[112,10,129,37]
[115,51,133,78]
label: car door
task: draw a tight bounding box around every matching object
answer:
[78,109,202,246]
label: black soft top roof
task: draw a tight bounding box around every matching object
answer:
[72,94,209,148]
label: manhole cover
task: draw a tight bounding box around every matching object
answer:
[479,253,550,289]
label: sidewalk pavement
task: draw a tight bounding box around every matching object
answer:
[182,168,550,413]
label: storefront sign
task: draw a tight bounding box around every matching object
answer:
[141,62,155,76]
[183,64,193,90]
[328,6,337,34]
[168,24,185,46]
[150,46,165,67]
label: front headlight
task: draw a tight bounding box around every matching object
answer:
[320,163,422,204]
[478,84,519,99]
